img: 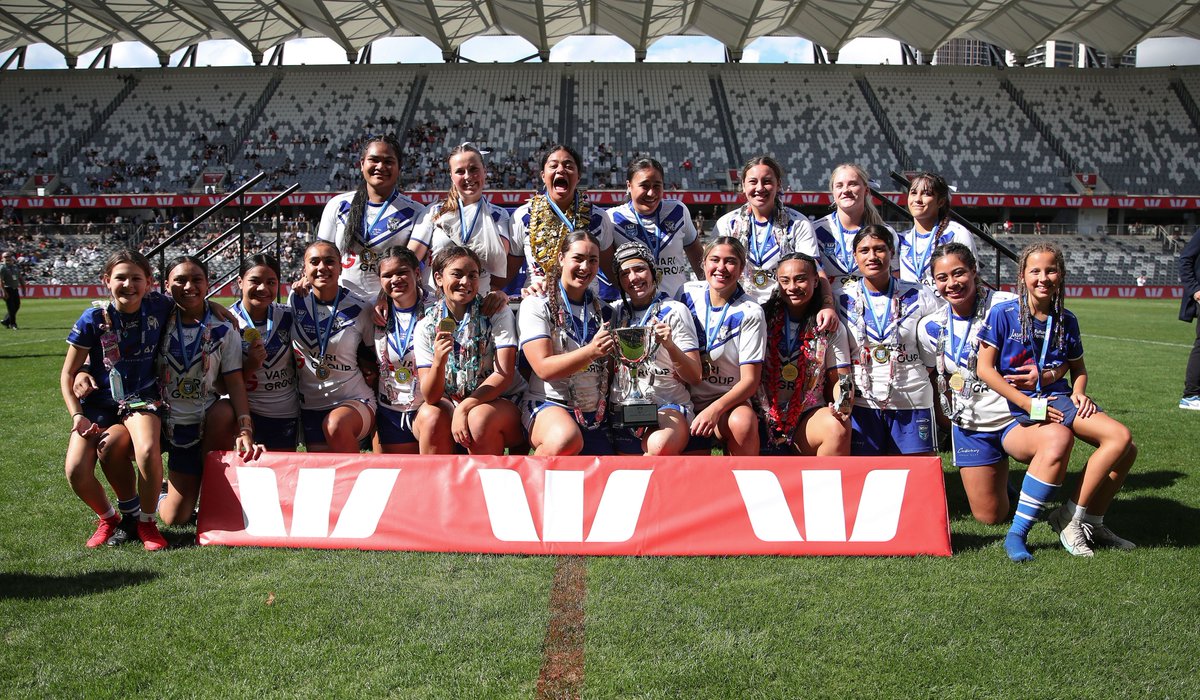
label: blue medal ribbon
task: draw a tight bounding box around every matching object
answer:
[235,301,273,345]
[363,190,400,243]
[749,217,776,268]
[546,192,579,233]
[460,199,484,246]
[861,279,894,342]
[943,311,974,369]
[704,291,731,353]
[906,227,934,280]
[175,307,210,372]
[387,302,420,365]
[558,281,590,345]
[308,289,345,363]
[832,215,858,274]
[1033,316,1055,395]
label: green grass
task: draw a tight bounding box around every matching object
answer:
[2,298,1198,698]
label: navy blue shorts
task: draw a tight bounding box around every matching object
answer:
[522,400,613,455]
[377,407,419,446]
[850,406,936,456]
[80,402,120,430]
[251,413,299,450]
[166,422,203,476]
[1011,394,1102,428]
[950,424,1008,468]
[300,399,374,447]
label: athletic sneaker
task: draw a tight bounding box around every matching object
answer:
[136,519,169,551]
[1048,506,1094,557]
[1180,396,1200,411]
[1086,522,1137,551]
[86,516,120,548]
[105,514,140,547]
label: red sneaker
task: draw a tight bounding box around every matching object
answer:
[136,519,169,551]
[86,516,120,548]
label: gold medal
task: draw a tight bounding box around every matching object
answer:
[871,344,890,364]
[781,363,800,382]
[437,317,457,334]
[242,327,261,344]
[394,366,412,384]
[752,269,771,288]
[314,363,331,380]
[948,372,965,392]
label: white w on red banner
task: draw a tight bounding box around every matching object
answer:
[199,453,952,556]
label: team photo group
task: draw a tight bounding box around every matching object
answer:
[61,134,1137,564]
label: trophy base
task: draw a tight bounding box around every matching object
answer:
[610,402,660,430]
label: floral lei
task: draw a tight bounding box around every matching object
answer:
[759,303,828,445]
[848,276,902,408]
[528,191,593,280]
[429,297,491,400]
[732,203,792,282]
[935,287,990,424]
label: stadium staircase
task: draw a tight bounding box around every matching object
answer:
[559,73,575,145]
[233,70,283,161]
[1171,78,1200,133]
[55,74,139,175]
[999,77,1084,185]
[709,73,741,171]
[856,76,911,174]
[397,72,427,142]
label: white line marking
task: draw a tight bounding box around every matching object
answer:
[1083,333,1192,349]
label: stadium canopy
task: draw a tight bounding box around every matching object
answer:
[1,0,1197,67]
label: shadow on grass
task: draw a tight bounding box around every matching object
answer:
[950,531,1004,553]
[1117,470,1187,492]
[1110,496,1200,547]
[0,569,158,600]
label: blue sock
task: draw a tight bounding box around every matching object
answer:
[117,496,141,519]
[1005,474,1059,562]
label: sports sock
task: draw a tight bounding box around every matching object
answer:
[117,496,141,519]
[1067,499,1086,521]
[98,507,117,521]
[1082,511,1103,525]
[1009,474,1060,539]
[138,510,156,523]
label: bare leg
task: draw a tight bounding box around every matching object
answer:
[530,406,584,456]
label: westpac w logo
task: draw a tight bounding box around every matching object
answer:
[236,467,400,538]
[733,469,908,542]
[477,469,652,542]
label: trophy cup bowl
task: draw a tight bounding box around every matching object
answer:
[611,326,659,429]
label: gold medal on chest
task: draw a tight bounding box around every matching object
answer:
[781,363,800,382]
[948,372,966,392]
[871,344,890,364]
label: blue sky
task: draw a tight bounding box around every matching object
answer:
[9,34,1200,69]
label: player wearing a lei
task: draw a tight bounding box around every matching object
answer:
[608,242,702,455]
[372,247,434,453]
[715,156,831,308]
[606,157,704,300]
[156,255,259,528]
[757,253,853,455]
[416,246,525,455]
[316,134,426,298]
[231,254,299,451]
[291,241,378,453]
[681,237,765,456]
[898,172,977,284]
[918,243,1074,533]
[834,226,943,456]
[510,144,617,300]
[408,142,518,302]
[977,243,1137,561]
[814,163,899,281]
[519,230,615,456]
[62,249,175,549]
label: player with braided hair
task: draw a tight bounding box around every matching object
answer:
[898,172,977,284]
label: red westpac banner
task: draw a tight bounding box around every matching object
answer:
[198,452,952,557]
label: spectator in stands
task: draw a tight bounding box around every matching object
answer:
[899,172,977,285]
[1179,226,1200,411]
[1,251,25,329]
[813,163,897,280]
[316,134,426,298]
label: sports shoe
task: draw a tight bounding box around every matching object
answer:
[1086,522,1136,551]
[1180,396,1200,411]
[1048,507,1094,557]
[86,516,120,548]
[105,514,140,547]
[136,519,169,551]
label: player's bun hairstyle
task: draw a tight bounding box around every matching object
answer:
[852,224,895,255]
[165,254,209,279]
[431,244,483,277]
[101,248,153,279]
[625,157,664,184]
[240,253,281,279]
[829,163,884,228]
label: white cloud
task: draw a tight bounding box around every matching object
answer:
[1136,37,1200,67]
[280,38,350,65]
[372,37,442,63]
[551,35,634,62]
[647,36,724,63]
[835,37,901,65]
[459,36,539,63]
[743,36,814,63]
[197,39,253,66]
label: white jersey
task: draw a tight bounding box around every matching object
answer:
[373,302,426,413]
[510,196,617,300]
[415,303,525,401]
[834,277,944,411]
[918,291,1017,432]
[813,213,900,280]
[316,190,426,298]
[230,301,299,419]
[608,295,699,411]
[608,199,698,300]
[410,198,512,293]
[158,312,242,426]
[773,319,852,407]
[518,292,613,411]
[898,220,978,284]
[714,205,820,304]
[680,281,765,405]
[289,289,376,411]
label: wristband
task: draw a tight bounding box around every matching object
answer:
[237,414,253,430]
[72,412,85,419]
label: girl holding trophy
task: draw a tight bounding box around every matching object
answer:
[608,242,702,455]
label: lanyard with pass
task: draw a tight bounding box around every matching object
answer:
[176,307,210,373]
[1028,316,1055,421]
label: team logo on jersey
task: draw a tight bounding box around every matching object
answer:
[387,216,404,232]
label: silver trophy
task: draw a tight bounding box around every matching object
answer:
[834,373,855,415]
[611,326,659,429]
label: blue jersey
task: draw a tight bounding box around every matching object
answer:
[977,298,1083,397]
[67,292,174,408]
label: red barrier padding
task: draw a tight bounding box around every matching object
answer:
[198,452,952,557]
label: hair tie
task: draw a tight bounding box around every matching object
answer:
[459,141,491,156]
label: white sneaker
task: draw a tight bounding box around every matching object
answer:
[1180,396,1200,411]
[1087,523,1136,551]
[1047,506,1094,557]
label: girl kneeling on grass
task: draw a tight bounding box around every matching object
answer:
[680,236,765,456]
[977,242,1138,561]
[415,245,526,454]
[157,255,260,527]
[757,253,853,455]
[291,241,379,453]
[918,243,1075,536]
[63,249,174,549]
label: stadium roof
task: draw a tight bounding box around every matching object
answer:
[1,0,1197,66]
